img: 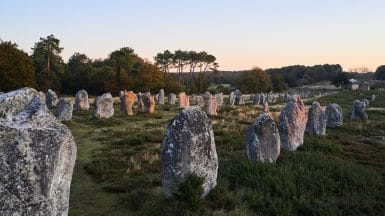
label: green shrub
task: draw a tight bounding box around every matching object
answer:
[173,175,204,210]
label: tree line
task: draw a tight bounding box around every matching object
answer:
[2,35,385,95]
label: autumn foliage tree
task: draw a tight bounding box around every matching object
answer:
[237,67,272,93]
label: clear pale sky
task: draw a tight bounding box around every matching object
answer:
[1,0,384,71]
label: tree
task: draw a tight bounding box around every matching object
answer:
[331,72,351,86]
[237,67,272,93]
[271,73,288,92]
[32,34,64,91]
[374,65,385,80]
[0,41,37,91]
[154,50,173,73]
[61,53,94,94]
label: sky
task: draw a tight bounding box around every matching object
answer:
[1,0,384,71]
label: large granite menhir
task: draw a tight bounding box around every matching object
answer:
[325,103,343,128]
[161,106,218,197]
[0,88,77,216]
[306,101,326,135]
[93,93,114,118]
[246,113,280,163]
[278,95,307,151]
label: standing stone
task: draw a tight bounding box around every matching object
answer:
[261,93,266,105]
[215,93,223,107]
[158,89,165,105]
[45,89,59,108]
[229,91,235,105]
[203,91,212,104]
[93,93,114,118]
[305,101,326,135]
[246,113,280,163]
[178,92,190,109]
[119,90,127,111]
[207,96,218,116]
[124,91,136,116]
[372,95,376,103]
[0,88,77,216]
[267,92,274,103]
[278,96,307,151]
[351,100,368,120]
[194,95,205,107]
[139,92,155,113]
[252,94,260,105]
[361,99,369,108]
[263,101,269,113]
[75,89,89,110]
[168,93,176,105]
[325,103,343,128]
[234,90,244,105]
[161,106,218,197]
[55,98,74,121]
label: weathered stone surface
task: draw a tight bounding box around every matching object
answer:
[38,91,46,104]
[55,98,74,121]
[139,92,155,113]
[0,88,77,216]
[203,91,212,105]
[246,113,280,163]
[45,89,59,108]
[161,106,218,197]
[206,96,218,116]
[178,92,190,109]
[278,96,307,151]
[215,93,223,107]
[194,95,205,107]
[75,89,89,110]
[229,90,244,105]
[158,89,165,105]
[252,94,260,105]
[305,101,326,135]
[93,93,114,118]
[260,93,266,105]
[263,101,269,113]
[351,99,368,120]
[325,103,343,128]
[123,91,136,116]
[361,99,369,108]
[168,93,176,105]
[119,90,127,111]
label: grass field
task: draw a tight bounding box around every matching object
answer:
[65,90,385,216]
